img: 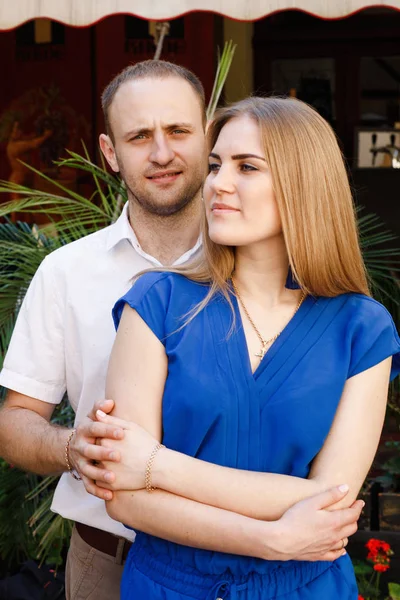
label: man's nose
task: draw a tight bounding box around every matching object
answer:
[149,135,175,165]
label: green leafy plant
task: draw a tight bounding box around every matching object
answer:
[354,538,397,600]
[374,440,400,492]
[207,41,237,121]
[388,583,400,600]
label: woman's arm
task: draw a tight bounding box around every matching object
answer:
[105,304,364,561]
[105,304,383,522]
[151,357,390,517]
[106,484,361,562]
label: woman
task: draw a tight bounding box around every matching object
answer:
[98,97,400,599]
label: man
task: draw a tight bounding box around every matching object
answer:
[0,61,363,600]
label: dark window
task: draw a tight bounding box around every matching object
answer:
[125,16,151,39]
[169,18,184,39]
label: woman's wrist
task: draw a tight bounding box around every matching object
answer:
[150,445,170,490]
[255,519,290,561]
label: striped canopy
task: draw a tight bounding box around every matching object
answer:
[1,0,400,29]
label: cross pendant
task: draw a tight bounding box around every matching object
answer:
[255,342,268,359]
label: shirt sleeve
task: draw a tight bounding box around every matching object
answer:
[112,272,172,344]
[348,298,400,381]
[0,255,66,403]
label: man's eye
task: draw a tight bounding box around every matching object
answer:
[130,135,146,141]
[172,129,187,135]
[208,163,220,172]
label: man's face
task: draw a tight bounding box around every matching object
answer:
[100,77,207,217]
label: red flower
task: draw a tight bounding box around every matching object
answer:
[365,539,391,554]
[365,538,393,573]
[358,595,365,600]
[373,563,389,573]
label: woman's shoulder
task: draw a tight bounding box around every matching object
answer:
[338,292,397,328]
[333,293,400,379]
[114,271,209,326]
[112,271,208,336]
[132,270,207,298]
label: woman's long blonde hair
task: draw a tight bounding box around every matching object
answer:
[155,96,370,319]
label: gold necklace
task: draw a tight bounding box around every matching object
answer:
[231,278,306,360]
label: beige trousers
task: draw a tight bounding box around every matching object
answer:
[65,525,125,600]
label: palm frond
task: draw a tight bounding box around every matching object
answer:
[206,41,237,121]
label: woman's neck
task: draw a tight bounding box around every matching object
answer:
[233,236,293,307]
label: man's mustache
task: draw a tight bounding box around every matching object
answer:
[144,163,185,177]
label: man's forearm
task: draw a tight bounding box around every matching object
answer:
[0,406,70,475]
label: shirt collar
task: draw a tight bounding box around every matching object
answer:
[106,202,202,266]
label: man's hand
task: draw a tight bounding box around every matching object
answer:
[68,399,124,500]
[271,485,362,562]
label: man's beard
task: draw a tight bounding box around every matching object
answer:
[121,168,204,217]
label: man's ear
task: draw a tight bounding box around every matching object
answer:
[99,134,119,173]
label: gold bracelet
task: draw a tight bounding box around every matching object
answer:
[145,442,165,492]
[65,429,82,481]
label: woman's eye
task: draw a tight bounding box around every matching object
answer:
[208,163,220,173]
[240,163,257,172]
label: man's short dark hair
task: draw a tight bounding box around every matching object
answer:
[101,60,206,141]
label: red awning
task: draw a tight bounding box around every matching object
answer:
[1,0,400,29]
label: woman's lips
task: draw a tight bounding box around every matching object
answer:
[211,203,240,214]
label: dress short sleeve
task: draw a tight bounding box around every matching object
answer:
[348,298,400,381]
[112,271,171,344]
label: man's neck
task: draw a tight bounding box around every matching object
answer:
[128,196,202,266]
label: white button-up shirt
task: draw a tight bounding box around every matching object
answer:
[0,203,201,538]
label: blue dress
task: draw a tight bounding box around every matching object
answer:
[113,272,400,600]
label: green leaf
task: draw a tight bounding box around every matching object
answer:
[206,41,237,121]
[353,561,374,575]
[389,582,400,599]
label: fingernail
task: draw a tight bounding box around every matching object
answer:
[338,484,349,493]
[109,452,116,461]
[104,492,112,500]
[361,500,366,508]
[104,472,113,482]
[114,429,123,438]
[342,550,347,556]
[96,409,106,418]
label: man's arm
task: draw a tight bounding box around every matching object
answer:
[0,392,124,499]
[0,390,65,474]
[0,254,123,498]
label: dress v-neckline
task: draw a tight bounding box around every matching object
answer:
[231,293,313,380]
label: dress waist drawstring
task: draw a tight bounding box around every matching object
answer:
[207,579,248,600]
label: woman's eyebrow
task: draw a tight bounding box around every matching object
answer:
[209,152,266,162]
[232,153,266,161]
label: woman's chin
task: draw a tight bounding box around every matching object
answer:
[209,232,238,246]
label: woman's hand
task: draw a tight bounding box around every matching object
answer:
[95,410,160,491]
[268,485,362,562]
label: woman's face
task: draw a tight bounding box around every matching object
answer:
[204,115,282,247]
